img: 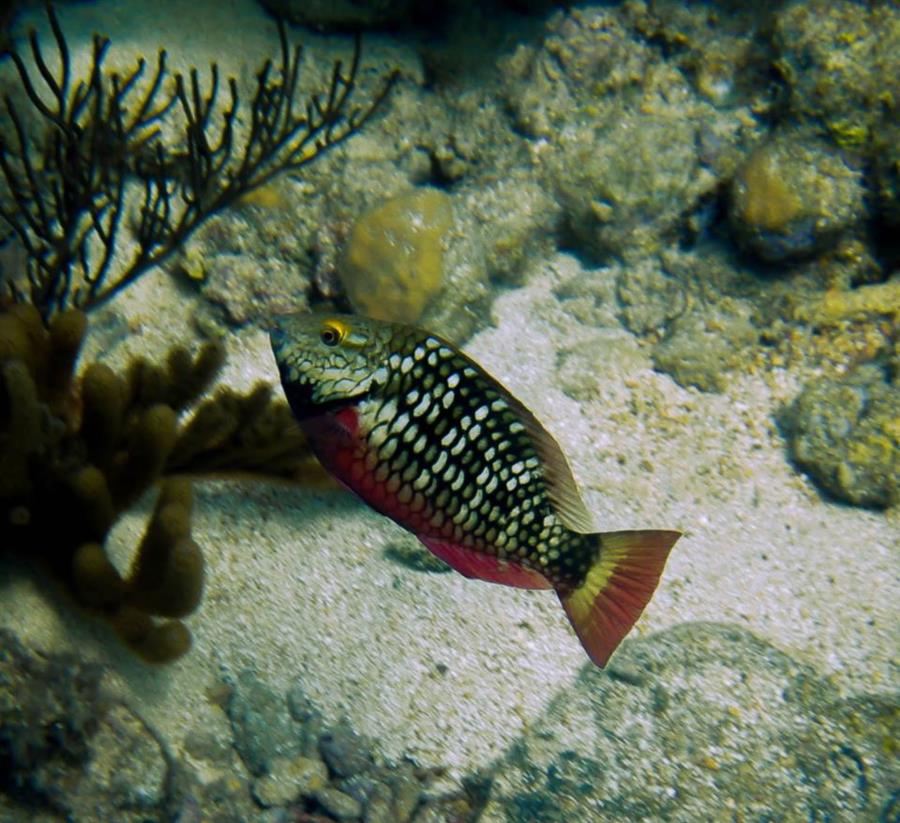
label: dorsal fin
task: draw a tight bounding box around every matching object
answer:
[497,386,596,533]
[422,329,596,534]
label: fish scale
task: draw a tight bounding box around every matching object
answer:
[271,313,681,667]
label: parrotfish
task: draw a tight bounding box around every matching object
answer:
[270,313,680,667]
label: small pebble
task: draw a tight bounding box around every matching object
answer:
[319,722,373,778]
[390,762,422,822]
[316,786,364,820]
[251,754,329,807]
[365,796,393,823]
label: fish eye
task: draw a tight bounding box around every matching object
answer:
[320,327,339,346]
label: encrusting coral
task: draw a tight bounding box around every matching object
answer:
[0,303,328,662]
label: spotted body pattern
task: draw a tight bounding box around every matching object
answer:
[271,314,680,667]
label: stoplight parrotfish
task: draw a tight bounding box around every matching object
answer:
[270,314,681,667]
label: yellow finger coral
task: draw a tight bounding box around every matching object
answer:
[0,305,326,663]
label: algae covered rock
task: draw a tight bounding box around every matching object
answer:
[482,622,899,821]
[729,135,865,262]
[785,362,899,508]
[549,102,706,260]
[652,299,758,393]
[500,5,751,263]
[338,187,453,325]
[872,120,900,230]
[773,0,899,147]
[0,629,170,819]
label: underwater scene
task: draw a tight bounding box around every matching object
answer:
[0,0,897,820]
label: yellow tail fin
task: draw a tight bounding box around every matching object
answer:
[559,529,680,667]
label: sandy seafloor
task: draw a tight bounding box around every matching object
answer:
[1,0,898,800]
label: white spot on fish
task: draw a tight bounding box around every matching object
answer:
[441,390,456,409]
[400,357,414,374]
[447,373,460,388]
[412,395,431,418]
[369,424,388,448]
[414,345,426,360]
[474,405,489,421]
[450,438,466,456]
[440,429,457,448]
[452,503,469,524]
[475,466,490,486]
[451,472,465,491]
[414,471,431,491]
[509,421,524,434]
[393,412,411,434]
[469,423,482,441]
[380,438,398,461]
[405,388,420,405]
[433,451,448,473]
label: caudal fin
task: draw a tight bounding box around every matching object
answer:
[559,529,680,668]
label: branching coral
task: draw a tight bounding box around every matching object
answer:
[0,304,327,662]
[0,5,397,319]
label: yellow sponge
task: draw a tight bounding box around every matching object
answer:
[339,188,452,324]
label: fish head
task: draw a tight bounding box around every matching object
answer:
[269,313,393,417]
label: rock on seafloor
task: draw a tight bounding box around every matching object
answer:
[480,623,900,822]
[0,630,170,822]
[729,135,865,262]
[784,363,900,508]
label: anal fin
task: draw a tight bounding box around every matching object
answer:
[419,537,553,590]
